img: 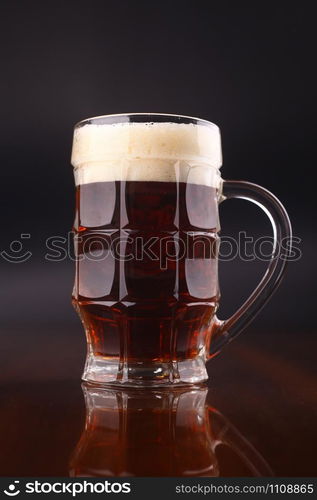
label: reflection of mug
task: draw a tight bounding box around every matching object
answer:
[71,113,292,386]
[69,385,272,477]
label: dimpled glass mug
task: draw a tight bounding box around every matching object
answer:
[71,113,292,386]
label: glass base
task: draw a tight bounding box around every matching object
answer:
[82,354,208,387]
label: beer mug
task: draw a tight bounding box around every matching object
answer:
[70,385,272,477]
[71,113,292,386]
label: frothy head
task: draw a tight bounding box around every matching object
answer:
[71,116,222,186]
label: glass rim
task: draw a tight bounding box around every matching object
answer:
[74,112,218,130]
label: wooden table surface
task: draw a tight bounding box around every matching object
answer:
[0,326,316,477]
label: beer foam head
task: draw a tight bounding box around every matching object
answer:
[71,117,222,186]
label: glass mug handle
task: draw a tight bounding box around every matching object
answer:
[209,180,292,357]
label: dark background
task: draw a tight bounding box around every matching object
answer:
[0,0,316,477]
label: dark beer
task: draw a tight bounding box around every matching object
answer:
[73,180,220,364]
[71,117,223,383]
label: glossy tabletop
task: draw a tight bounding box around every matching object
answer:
[0,326,316,477]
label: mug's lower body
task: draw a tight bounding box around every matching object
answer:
[74,299,216,387]
[82,351,208,387]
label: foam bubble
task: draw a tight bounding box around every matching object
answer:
[71,122,222,186]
